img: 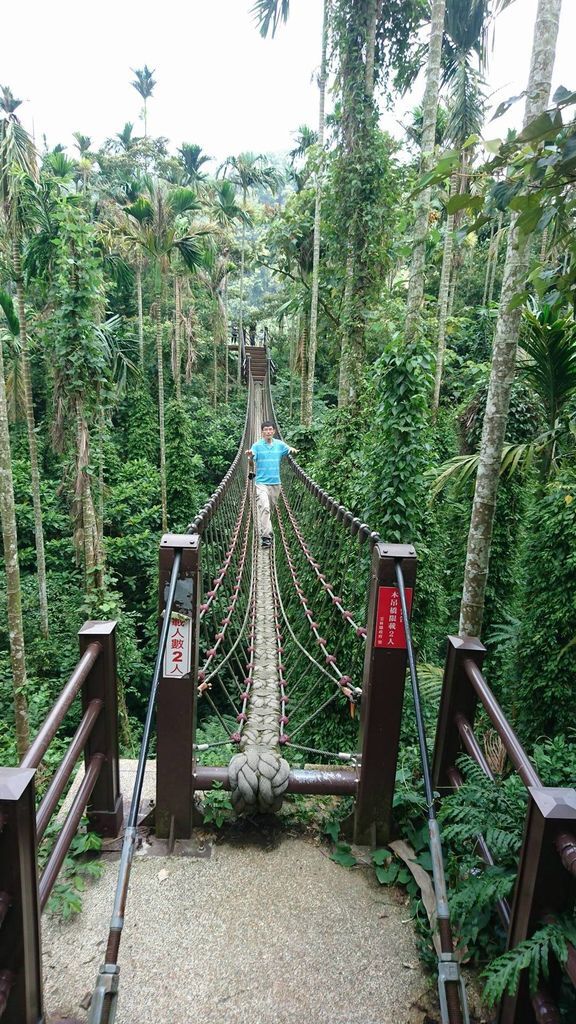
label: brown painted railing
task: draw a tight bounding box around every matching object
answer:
[0,620,123,1024]
[433,636,576,1024]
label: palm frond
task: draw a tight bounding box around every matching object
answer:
[0,289,19,337]
[430,440,548,496]
[125,196,154,223]
[175,233,206,271]
[131,65,156,101]
[251,0,290,38]
[520,303,576,428]
[167,186,201,217]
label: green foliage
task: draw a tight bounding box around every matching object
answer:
[39,820,103,920]
[515,476,576,741]
[330,842,357,868]
[46,196,106,427]
[202,782,234,828]
[361,333,433,540]
[483,919,576,1007]
[165,398,205,530]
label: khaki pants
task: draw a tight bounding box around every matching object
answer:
[255,484,280,539]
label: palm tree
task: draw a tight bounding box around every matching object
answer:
[219,152,282,386]
[432,0,491,412]
[459,0,563,638]
[0,291,30,756]
[197,250,232,407]
[115,122,139,152]
[131,65,156,138]
[520,303,576,479]
[123,181,206,528]
[47,196,108,592]
[210,179,250,397]
[73,131,93,192]
[433,72,485,412]
[303,1,329,427]
[403,0,447,348]
[289,125,318,165]
[0,85,49,636]
[178,143,212,184]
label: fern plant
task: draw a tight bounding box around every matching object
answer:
[483,917,576,1006]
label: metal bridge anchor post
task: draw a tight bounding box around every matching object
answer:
[353,542,416,847]
[156,534,201,839]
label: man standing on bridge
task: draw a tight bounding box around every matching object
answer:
[246,421,296,548]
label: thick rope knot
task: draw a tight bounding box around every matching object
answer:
[228,744,290,814]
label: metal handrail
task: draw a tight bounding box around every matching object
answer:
[21,642,102,770]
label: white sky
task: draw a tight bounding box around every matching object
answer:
[3,0,575,168]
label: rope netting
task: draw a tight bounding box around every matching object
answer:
[189,354,382,809]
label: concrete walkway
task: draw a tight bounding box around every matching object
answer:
[42,768,433,1024]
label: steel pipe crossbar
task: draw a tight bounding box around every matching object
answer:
[39,752,104,910]
[20,642,102,771]
[192,765,357,795]
[36,698,103,841]
[463,657,541,790]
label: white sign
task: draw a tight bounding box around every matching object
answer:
[163,615,192,679]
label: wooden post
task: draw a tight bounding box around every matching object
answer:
[79,620,124,837]
[353,542,416,846]
[0,768,43,1024]
[499,788,576,1024]
[156,533,200,839]
[432,635,487,793]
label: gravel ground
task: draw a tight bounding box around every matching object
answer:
[43,826,434,1024]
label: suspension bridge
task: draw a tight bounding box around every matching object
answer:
[1,346,575,1024]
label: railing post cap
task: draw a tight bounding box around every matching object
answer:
[528,787,576,819]
[447,634,486,653]
[0,767,36,800]
[79,620,116,636]
[376,542,416,559]
[160,533,199,549]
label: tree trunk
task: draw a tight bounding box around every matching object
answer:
[136,258,144,368]
[300,314,309,425]
[238,199,247,390]
[459,0,562,638]
[482,221,495,306]
[337,0,383,409]
[404,0,447,346]
[338,247,355,407]
[224,273,229,402]
[13,238,49,637]
[487,213,504,304]
[364,0,382,96]
[303,0,330,427]
[0,333,30,757]
[155,303,168,532]
[432,170,458,414]
[173,275,182,401]
[76,399,101,593]
[98,401,105,553]
[213,307,219,408]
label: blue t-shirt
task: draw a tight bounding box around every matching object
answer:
[251,438,290,485]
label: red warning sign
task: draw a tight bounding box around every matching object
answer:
[374,586,413,649]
